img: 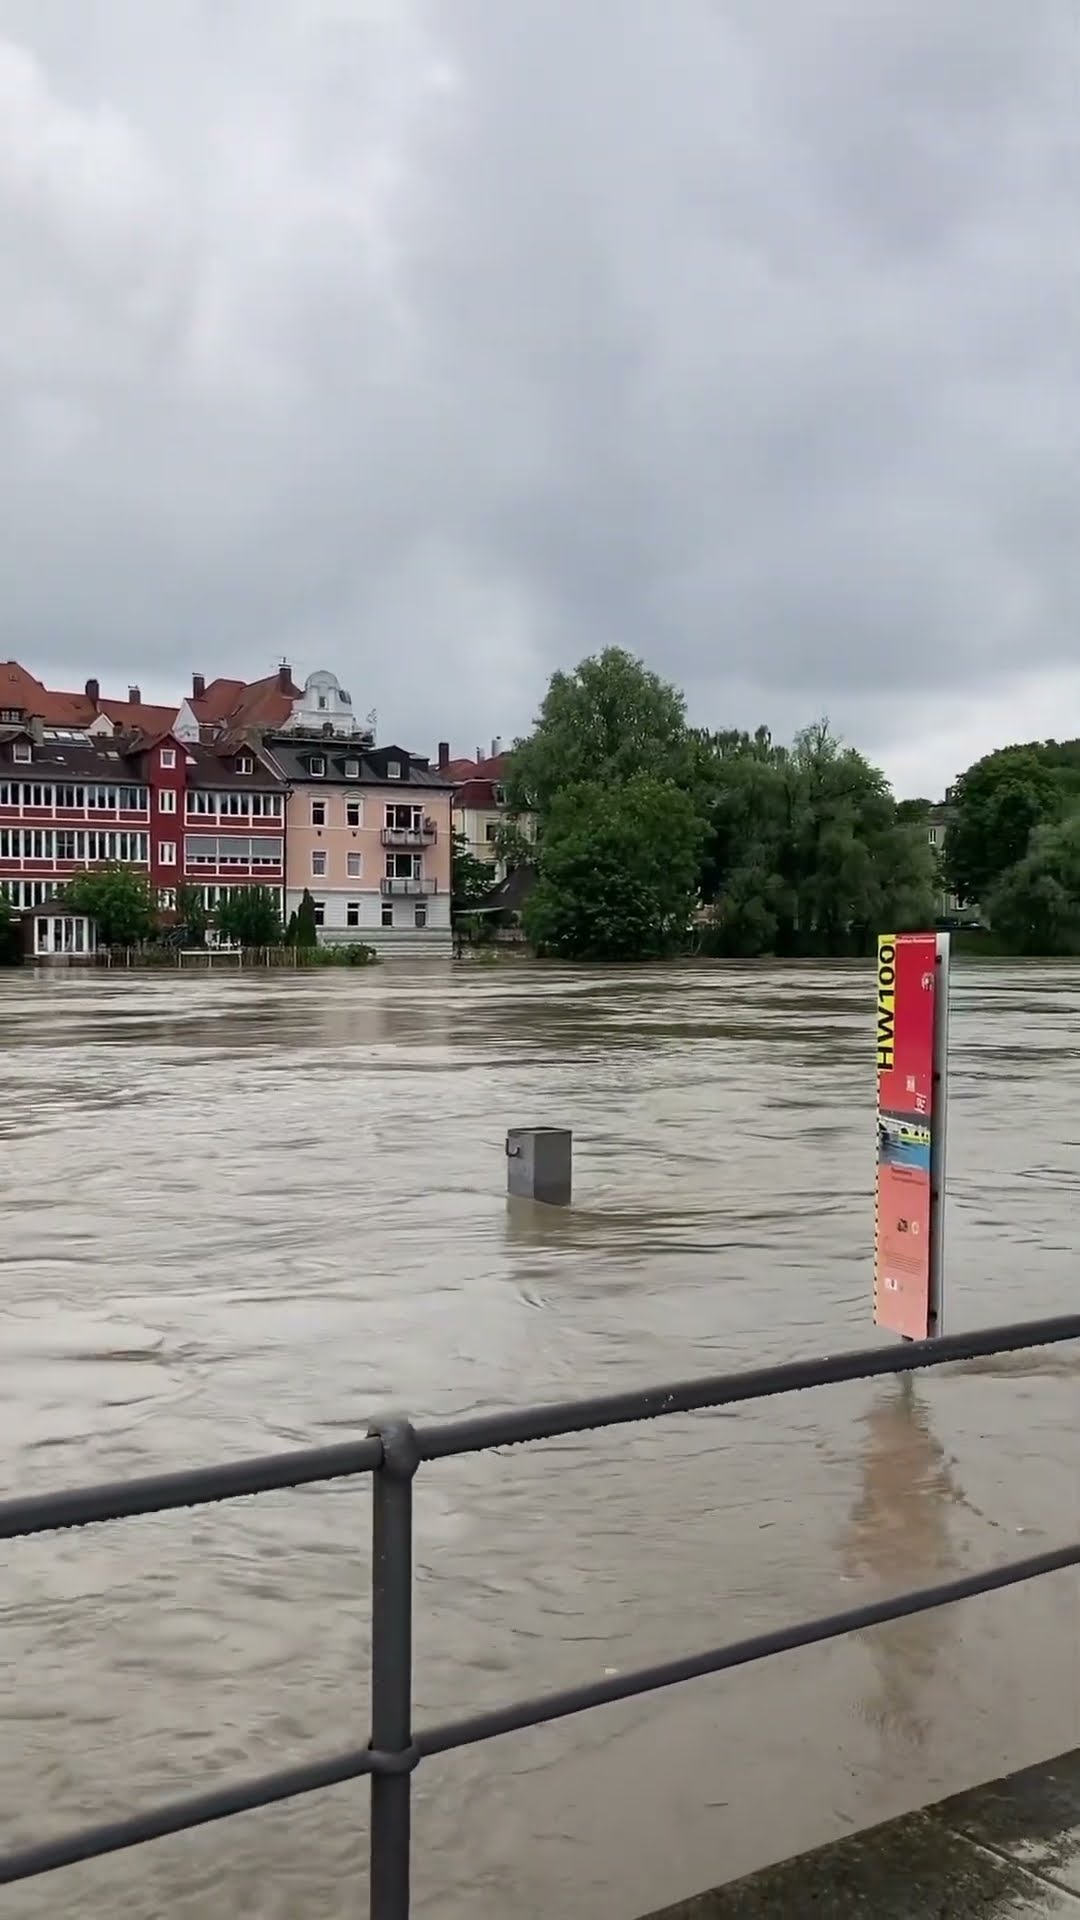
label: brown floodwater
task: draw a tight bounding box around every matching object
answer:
[0,958,1078,1919]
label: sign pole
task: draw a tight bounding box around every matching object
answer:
[927,931,951,1338]
[874,930,951,1342]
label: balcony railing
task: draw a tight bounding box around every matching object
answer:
[380,822,437,848]
[380,877,436,896]
[1,1310,1078,1917]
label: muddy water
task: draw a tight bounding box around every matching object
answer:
[0,959,1078,1920]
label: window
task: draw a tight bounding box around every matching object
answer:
[344,759,360,779]
[346,901,361,928]
[158,888,177,911]
[386,852,421,879]
[317,693,328,710]
[312,849,327,876]
[311,800,326,827]
[347,852,362,878]
[381,902,394,927]
[313,898,325,928]
[309,756,325,777]
[55,831,77,860]
[485,822,499,842]
[159,841,177,866]
[385,804,421,832]
[386,760,401,779]
[13,743,30,763]
[159,789,177,813]
[0,707,21,723]
[414,902,428,929]
[236,755,254,775]
[346,801,361,828]
[161,748,176,769]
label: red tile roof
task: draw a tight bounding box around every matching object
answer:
[0,661,176,734]
[3,660,304,743]
[445,751,509,783]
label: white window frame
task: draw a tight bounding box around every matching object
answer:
[347,852,362,878]
[159,789,177,813]
[386,760,401,779]
[344,759,360,779]
[311,799,326,826]
[237,755,254,775]
[346,801,361,828]
[309,756,326,778]
[313,898,325,927]
[159,840,177,866]
[13,743,31,763]
[311,849,328,877]
[161,748,176,769]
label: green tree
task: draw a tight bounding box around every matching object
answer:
[452,830,494,914]
[698,721,934,956]
[0,890,20,967]
[62,864,156,947]
[523,776,702,960]
[215,885,282,947]
[988,814,1080,955]
[174,885,209,947]
[945,747,1063,906]
[506,648,691,824]
[294,888,319,948]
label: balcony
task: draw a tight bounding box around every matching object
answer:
[380,876,437,896]
[380,820,437,848]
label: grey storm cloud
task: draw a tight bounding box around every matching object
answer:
[1,0,1078,791]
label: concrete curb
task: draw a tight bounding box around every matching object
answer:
[640,1748,1080,1916]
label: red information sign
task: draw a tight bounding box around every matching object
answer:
[874,931,945,1340]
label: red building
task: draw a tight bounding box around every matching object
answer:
[0,722,286,918]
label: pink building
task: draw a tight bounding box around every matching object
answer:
[265,730,453,953]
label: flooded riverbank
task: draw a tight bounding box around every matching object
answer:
[1,959,1078,1918]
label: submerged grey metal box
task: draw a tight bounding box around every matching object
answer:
[506,1126,572,1206]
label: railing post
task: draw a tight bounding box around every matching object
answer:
[367,1420,419,1920]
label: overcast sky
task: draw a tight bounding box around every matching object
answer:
[2,1,1078,796]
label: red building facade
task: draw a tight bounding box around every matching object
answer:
[0,724,286,915]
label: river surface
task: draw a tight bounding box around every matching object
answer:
[0,959,1078,1919]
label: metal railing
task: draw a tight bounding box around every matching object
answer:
[380,877,436,896]
[2,1310,1079,1916]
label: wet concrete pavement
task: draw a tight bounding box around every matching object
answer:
[645,1748,1080,1916]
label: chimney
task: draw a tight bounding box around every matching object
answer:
[192,672,205,700]
[277,662,292,693]
[437,741,449,772]
[128,685,141,705]
[84,677,100,706]
[490,736,501,760]
[476,747,483,766]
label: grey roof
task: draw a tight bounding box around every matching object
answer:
[263,736,455,789]
[0,735,144,780]
[475,863,537,915]
[183,743,285,790]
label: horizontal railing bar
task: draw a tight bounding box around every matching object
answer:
[418,1313,1080,1460]
[417,1539,1080,1758]
[5,1541,1076,1886]
[0,1436,384,1541]
[0,1744,380,1887]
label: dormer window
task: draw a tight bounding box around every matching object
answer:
[161,748,176,769]
[1,708,21,724]
[236,754,254,775]
[309,755,326,777]
[387,760,401,779]
[13,742,31,763]
[344,758,360,779]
